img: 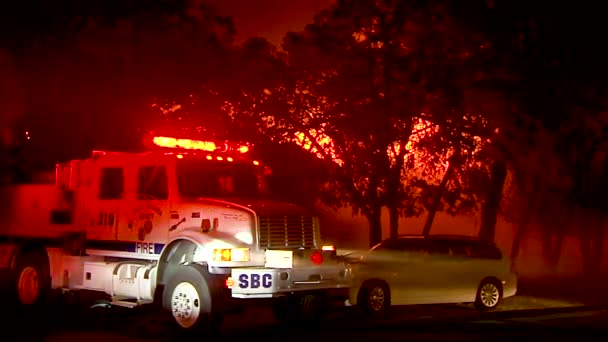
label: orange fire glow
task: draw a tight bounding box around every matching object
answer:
[294,129,343,166]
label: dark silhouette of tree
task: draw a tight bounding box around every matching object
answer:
[219,0,491,247]
[458,0,608,272]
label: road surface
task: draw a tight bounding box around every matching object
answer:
[4,297,608,342]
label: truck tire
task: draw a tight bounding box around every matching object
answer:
[162,265,221,333]
[272,293,326,325]
[14,250,51,308]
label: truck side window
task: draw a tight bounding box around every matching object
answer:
[138,166,168,200]
[99,167,124,199]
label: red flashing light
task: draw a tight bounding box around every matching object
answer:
[311,251,324,265]
[217,156,223,161]
[152,136,251,155]
[153,136,216,152]
[253,160,260,166]
[206,155,213,160]
[227,157,234,162]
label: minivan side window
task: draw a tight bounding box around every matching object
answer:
[427,240,451,255]
[99,167,124,199]
[446,241,472,258]
[471,243,503,260]
[138,166,169,200]
[372,239,427,253]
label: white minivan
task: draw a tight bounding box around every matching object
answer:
[347,235,518,315]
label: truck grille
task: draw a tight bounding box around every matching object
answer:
[258,215,318,249]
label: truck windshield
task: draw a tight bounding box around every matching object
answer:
[176,159,264,198]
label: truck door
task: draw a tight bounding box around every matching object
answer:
[87,167,124,241]
[117,165,170,253]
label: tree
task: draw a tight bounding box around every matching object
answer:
[460,0,608,272]
[220,0,490,247]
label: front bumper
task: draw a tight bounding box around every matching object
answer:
[229,265,352,299]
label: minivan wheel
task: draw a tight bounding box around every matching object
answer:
[475,279,502,311]
[358,280,390,317]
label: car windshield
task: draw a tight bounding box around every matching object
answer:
[176,159,266,198]
[370,238,427,253]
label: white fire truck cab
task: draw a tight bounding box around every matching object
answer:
[0,136,351,332]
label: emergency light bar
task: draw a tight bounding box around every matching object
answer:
[153,136,216,151]
[152,136,249,154]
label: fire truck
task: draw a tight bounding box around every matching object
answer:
[0,135,351,332]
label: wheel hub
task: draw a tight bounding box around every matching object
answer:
[171,282,201,328]
[18,266,40,305]
[480,283,499,307]
[369,286,385,311]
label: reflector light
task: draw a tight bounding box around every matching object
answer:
[153,136,216,151]
[212,248,250,262]
[225,277,234,288]
[311,251,324,265]
[222,249,231,260]
[231,248,250,261]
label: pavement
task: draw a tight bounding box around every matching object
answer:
[516,273,608,305]
[3,273,608,341]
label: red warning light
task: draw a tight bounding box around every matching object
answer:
[152,136,251,155]
[153,136,216,152]
[311,251,324,265]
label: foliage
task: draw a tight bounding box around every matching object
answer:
[217,0,495,245]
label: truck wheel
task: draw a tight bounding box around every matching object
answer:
[162,265,221,333]
[272,296,299,324]
[272,294,326,325]
[14,251,51,308]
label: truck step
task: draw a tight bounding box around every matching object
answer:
[110,299,153,309]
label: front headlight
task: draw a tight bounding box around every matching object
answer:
[212,248,250,262]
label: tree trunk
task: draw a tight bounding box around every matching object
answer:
[386,148,405,239]
[422,160,456,236]
[367,207,383,248]
[579,212,605,274]
[510,202,531,260]
[389,206,398,239]
[479,159,508,244]
[541,226,565,272]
